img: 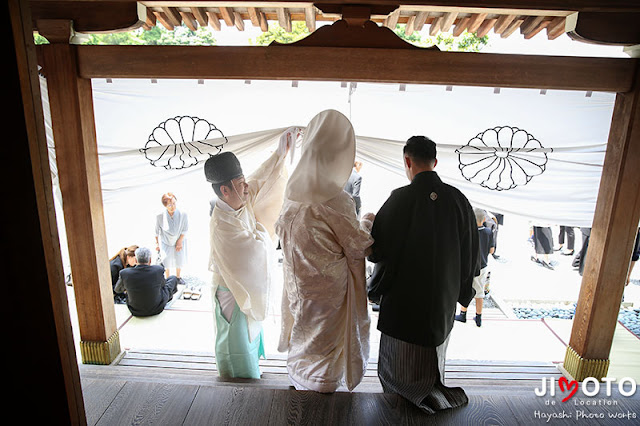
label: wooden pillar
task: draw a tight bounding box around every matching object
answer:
[563,67,640,381]
[39,20,120,365]
[8,0,86,423]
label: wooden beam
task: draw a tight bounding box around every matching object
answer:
[30,1,144,33]
[191,7,208,27]
[145,7,156,28]
[277,7,291,32]
[520,15,545,35]
[258,11,268,32]
[428,16,441,36]
[384,9,399,29]
[305,7,316,32]
[71,45,636,93]
[161,7,181,28]
[569,12,640,45]
[524,19,550,39]
[233,11,244,31]
[440,11,458,32]
[494,14,516,35]
[218,7,235,27]
[476,18,497,37]
[153,12,174,31]
[413,11,429,31]
[565,68,640,381]
[247,7,260,27]
[452,16,470,36]
[501,18,524,38]
[405,14,416,36]
[179,11,198,31]
[466,13,487,33]
[206,10,221,31]
[546,16,566,40]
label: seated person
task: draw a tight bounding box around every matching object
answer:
[109,245,138,303]
[114,247,178,317]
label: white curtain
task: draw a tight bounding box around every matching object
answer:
[41,77,616,273]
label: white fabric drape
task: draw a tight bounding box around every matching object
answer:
[40,77,616,273]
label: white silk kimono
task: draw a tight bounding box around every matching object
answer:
[276,193,373,392]
[208,146,290,374]
[276,110,373,392]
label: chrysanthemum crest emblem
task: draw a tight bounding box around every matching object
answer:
[456,126,551,191]
[140,116,227,170]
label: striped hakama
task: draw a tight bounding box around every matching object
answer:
[378,333,468,414]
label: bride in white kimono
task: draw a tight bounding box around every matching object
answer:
[276,109,375,392]
[205,128,298,379]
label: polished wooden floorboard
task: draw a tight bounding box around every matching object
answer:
[80,352,640,425]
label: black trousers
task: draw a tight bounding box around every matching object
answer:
[558,226,575,250]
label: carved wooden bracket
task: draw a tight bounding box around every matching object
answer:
[271,4,437,50]
[270,19,430,49]
[36,19,74,44]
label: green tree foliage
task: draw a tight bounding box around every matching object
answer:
[35,25,217,46]
[251,22,311,45]
[394,24,489,52]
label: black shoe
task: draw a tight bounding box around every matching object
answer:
[531,256,541,264]
[475,315,482,327]
[541,261,555,270]
[455,313,467,323]
[177,277,185,285]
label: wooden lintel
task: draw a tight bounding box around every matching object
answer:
[440,12,458,32]
[179,11,198,31]
[206,11,221,31]
[191,7,208,27]
[466,13,487,33]
[219,7,235,26]
[277,7,291,32]
[304,7,316,31]
[69,45,636,93]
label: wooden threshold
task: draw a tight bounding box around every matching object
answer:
[82,348,565,392]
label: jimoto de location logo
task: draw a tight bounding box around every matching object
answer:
[533,376,637,422]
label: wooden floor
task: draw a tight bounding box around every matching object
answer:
[79,350,640,425]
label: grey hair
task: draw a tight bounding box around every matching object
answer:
[135,247,152,264]
[473,207,487,224]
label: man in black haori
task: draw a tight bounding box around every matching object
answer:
[368,135,479,414]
